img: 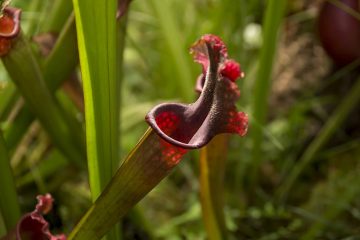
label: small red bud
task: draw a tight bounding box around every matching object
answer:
[220,60,244,82]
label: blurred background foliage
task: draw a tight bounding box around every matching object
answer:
[0,0,360,239]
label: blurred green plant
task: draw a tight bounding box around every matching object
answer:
[0,0,360,239]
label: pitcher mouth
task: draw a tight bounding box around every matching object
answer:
[146,35,248,149]
[0,7,21,38]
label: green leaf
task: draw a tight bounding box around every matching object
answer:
[72,0,119,200]
[72,1,123,239]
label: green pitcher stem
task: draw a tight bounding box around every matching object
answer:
[200,135,228,240]
[0,132,21,232]
[2,33,86,167]
[69,129,187,240]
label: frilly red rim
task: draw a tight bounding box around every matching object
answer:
[146,37,248,149]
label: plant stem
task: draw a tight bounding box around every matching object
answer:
[0,82,17,122]
[200,135,228,240]
[0,132,21,232]
[4,14,79,152]
[2,33,86,167]
[68,129,188,240]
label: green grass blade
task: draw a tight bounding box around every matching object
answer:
[0,132,21,232]
[43,14,78,91]
[24,0,42,35]
[72,0,119,201]
[116,8,129,165]
[72,1,121,239]
[277,77,360,201]
[39,0,73,33]
[249,0,287,185]
[148,0,194,101]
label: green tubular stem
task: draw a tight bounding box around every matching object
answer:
[249,0,287,185]
[0,132,21,232]
[4,15,80,152]
[68,129,186,240]
[277,78,360,201]
[3,106,33,150]
[2,33,85,167]
[2,0,76,150]
[200,135,228,240]
[0,216,5,238]
[0,82,17,122]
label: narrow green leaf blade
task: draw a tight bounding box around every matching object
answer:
[250,0,287,184]
[72,0,119,200]
[72,1,121,239]
[149,0,194,101]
